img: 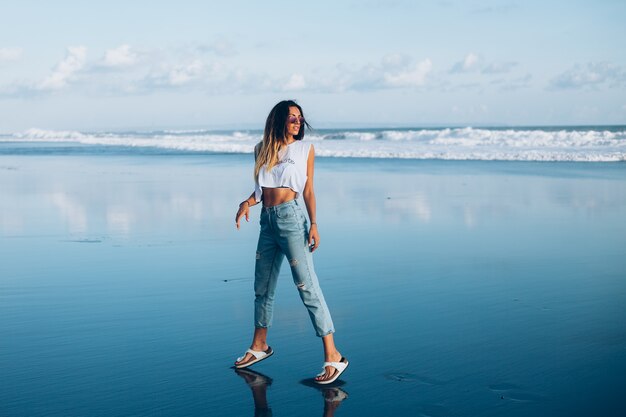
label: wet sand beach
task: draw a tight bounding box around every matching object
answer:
[1,150,625,416]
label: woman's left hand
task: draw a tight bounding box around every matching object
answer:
[235,201,250,230]
[308,224,320,252]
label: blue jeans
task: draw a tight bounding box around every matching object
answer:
[254,199,335,337]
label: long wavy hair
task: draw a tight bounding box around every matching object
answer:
[254,100,311,179]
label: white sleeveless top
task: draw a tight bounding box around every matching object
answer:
[254,141,311,202]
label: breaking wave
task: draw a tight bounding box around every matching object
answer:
[2,126,625,162]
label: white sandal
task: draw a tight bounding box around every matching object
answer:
[315,357,349,385]
[235,346,273,369]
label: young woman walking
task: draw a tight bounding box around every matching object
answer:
[234,100,348,384]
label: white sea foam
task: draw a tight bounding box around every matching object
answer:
[3,127,626,162]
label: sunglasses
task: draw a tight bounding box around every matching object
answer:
[287,116,305,124]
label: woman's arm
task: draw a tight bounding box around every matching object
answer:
[235,191,258,229]
[236,143,263,229]
[302,145,320,252]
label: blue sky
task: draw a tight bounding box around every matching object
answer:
[1,0,625,131]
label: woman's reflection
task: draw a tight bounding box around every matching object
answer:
[235,368,273,417]
[234,368,349,417]
[321,386,349,417]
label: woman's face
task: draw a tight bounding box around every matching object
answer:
[285,106,303,139]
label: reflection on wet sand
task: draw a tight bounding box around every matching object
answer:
[2,153,625,416]
[234,368,349,417]
[2,157,623,239]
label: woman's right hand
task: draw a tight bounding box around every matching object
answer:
[235,201,250,229]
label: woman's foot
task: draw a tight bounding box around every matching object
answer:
[236,328,271,368]
[234,345,273,369]
[314,352,349,384]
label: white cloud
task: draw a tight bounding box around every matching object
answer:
[0,47,23,62]
[2,48,433,98]
[383,58,432,87]
[549,62,626,90]
[166,60,204,86]
[450,52,480,73]
[134,57,261,94]
[103,44,137,67]
[325,55,433,92]
[143,59,208,88]
[451,55,519,77]
[38,46,87,91]
[482,61,518,74]
[284,73,306,91]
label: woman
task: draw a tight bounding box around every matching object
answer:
[234,100,348,385]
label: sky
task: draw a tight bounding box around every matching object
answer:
[1,0,625,131]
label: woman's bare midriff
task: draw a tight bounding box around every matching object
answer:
[262,187,297,207]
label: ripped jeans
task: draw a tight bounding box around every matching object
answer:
[254,199,335,337]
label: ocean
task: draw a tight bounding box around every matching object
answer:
[1,125,625,161]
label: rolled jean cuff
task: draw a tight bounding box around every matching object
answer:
[316,328,335,338]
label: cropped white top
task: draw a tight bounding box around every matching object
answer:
[254,140,311,202]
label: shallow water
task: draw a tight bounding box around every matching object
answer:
[1,153,625,416]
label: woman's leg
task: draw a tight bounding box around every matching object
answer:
[275,203,345,381]
[276,203,334,337]
[249,201,347,379]
[236,214,283,366]
[316,333,345,382]
[280,223,335,338]
[253,236,283,331]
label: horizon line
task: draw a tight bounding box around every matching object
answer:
[2,122,626,135]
